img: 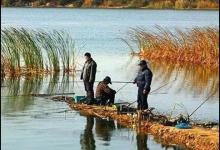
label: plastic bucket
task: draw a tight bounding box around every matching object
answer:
[175,122,192,129]
[75,96,86,103]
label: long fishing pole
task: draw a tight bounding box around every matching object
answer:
[116,80,134,93]
[116,73,177,96]
[188,92,216,118]
[1,81,134,88]
[1,92,75,98]
[104,80,134,108]
[31,109,78,119]
[38,80,134,84]
[127,78,177,107]
[151,74,178,93]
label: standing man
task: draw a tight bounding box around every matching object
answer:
[134,60,153,110]
[81,52,97,105]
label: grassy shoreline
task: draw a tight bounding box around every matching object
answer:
[1,5,219,10]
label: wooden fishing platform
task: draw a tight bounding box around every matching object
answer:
[52,96,219,150]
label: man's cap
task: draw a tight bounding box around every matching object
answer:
[103,76,112,84]
[84,52,91,58]
[138,60,148,66]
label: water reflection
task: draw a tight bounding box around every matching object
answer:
[95,118,115,144]
[136,133,149,150]
[79,116,184,150]
[1,96,34,115]
[134,56,219,99]
[1,73,75,97]
[80,116,96,150]
[1,74,75,114]
[22,75,44,95]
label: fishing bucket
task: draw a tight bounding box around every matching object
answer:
[75,96,86,103]
[175,122,192,129]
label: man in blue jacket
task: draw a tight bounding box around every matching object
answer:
[134,60,153,110]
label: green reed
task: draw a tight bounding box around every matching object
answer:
[1,28,76,76]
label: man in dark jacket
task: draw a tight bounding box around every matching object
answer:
[95,76,116,106]
[81,52,97,105]
[134,60,153,110]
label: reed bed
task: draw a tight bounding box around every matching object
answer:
[1,28,76,76]
[126,26,219,69]
[149,60,219,98]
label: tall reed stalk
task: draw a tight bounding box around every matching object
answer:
[125,26,219,69]
[1,28,76,76]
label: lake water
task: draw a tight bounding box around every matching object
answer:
[1,8,219,150]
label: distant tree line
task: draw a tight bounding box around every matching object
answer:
[1,0,219,9]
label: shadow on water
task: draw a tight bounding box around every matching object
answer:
[1,73,75,97]
[80,116,96,150]
[1,73,75,114]
[150,60,219,98]
[136,133,150,150]
[80,116,185,150]
[95,118,117,146]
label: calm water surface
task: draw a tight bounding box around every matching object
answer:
[1,8,219,150]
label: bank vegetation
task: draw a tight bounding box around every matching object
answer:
[1,0,219,9]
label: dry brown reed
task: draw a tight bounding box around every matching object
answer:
[126,26,219,69]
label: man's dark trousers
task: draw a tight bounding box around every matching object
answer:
[97,92,115,105]
[137,87,150,110]
[102,92,115,105]
[84,81,95,104]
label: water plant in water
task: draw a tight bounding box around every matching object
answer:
[124,26,219,69]
[1,28,76,76]
[149,60,219,98]
[1,73,75,97]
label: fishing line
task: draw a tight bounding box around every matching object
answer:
[167,102,189,120]
[150,78,177,94]
[30,109,78,118]
[1,92,76,98]
[127,78,177,107]
[116,80,134,93]
[188,92,216,118]
[27,107,68,113]
[103,79,134,106]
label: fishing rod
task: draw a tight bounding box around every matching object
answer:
[36,80,134,84]
[188,92,216,118]
[0,81,134,89]
[104,79,134,107]
[29,107,69,112]
[1,92,75,98]
[150,77,177,94]
[31,109,78,119]
[116,74,177,95]
[116,80,134,93]
[69,79,133,107]
[126,78,177,107]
